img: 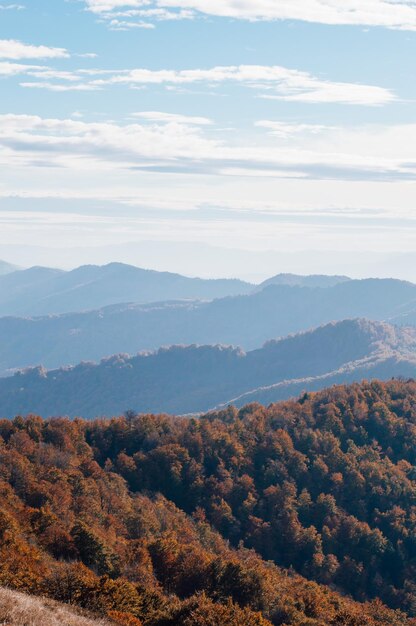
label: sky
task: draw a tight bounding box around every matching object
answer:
[0,0,416,280]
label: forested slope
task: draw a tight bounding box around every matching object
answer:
[1,380,416,623]
[0,319,414,417]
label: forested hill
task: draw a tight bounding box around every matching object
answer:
[1,380,416,624]
[0,278,415,376]
[0,319,415,418]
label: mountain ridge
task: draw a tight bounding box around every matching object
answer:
[0,262,383,318]
[0,259,20,276]
[0,277,415,376]
[0,318,414,418]
[0,262,254,316]
[258,272,350,289]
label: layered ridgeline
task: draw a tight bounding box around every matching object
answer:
[0,381,416,624]
[0,264,352,317]
[0,263,254,316]
[0,277,415,376]
[0,262,255,316]
[0,319,414,418]
[0,260,19,276]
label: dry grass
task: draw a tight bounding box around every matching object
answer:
[0,587,111,626]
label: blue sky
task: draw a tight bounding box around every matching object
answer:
[0,0,416,279]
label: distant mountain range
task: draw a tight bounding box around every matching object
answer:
[0,262,254,316]
[0,260,19,276]
[0,319,414,419]
[258,273,350,289]
[388,308,416,327]
[0,260,354,317]
[0,277,415,376]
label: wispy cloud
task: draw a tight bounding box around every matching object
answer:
[103,6,195,29]
[0,114,221,173]
[0,39,69,60]
[0,3,24,10]
[99,65,396,106]
[0,62,45,76]
[106,18,155,29]
[132,111,213,125]
[25,69,81,81]
[0,113,415,182]
[28,64,391,106]
[255,121,335,138]
[20,81,101,91]
[75,52,99,59]
[83,0,416,31]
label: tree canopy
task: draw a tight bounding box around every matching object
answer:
[1,379,416,624]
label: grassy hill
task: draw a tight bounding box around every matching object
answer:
[0,587,111,626]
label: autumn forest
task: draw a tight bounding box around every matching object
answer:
[1,380,416,624]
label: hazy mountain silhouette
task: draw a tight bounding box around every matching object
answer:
[0,262,356,316]
[0,260,20,276]
[258,273,350,289]
[0,262,252,316]
[0,278,415,376]
[0,319,414,418]
[389,309,416,327]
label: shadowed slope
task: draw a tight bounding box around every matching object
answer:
[0,319,414,418]
[0,278,415,376]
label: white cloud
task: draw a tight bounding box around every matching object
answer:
[0,114,220,169]
[20,81,101,91]
[0,64,96,88]
[107,18,155,29]
[1,56,394,107]
[26,69,81,81]
[85,0,144,10]
[0,62,45,76]
[0,113,415,183]
[83,0,416,31]
[90,64,395,106]
[97,6,195,27]
[132,111,213,125]
[0,39,69,60]
[0,4,24,10]
[75,53,99,58]
[255,121,335,137]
